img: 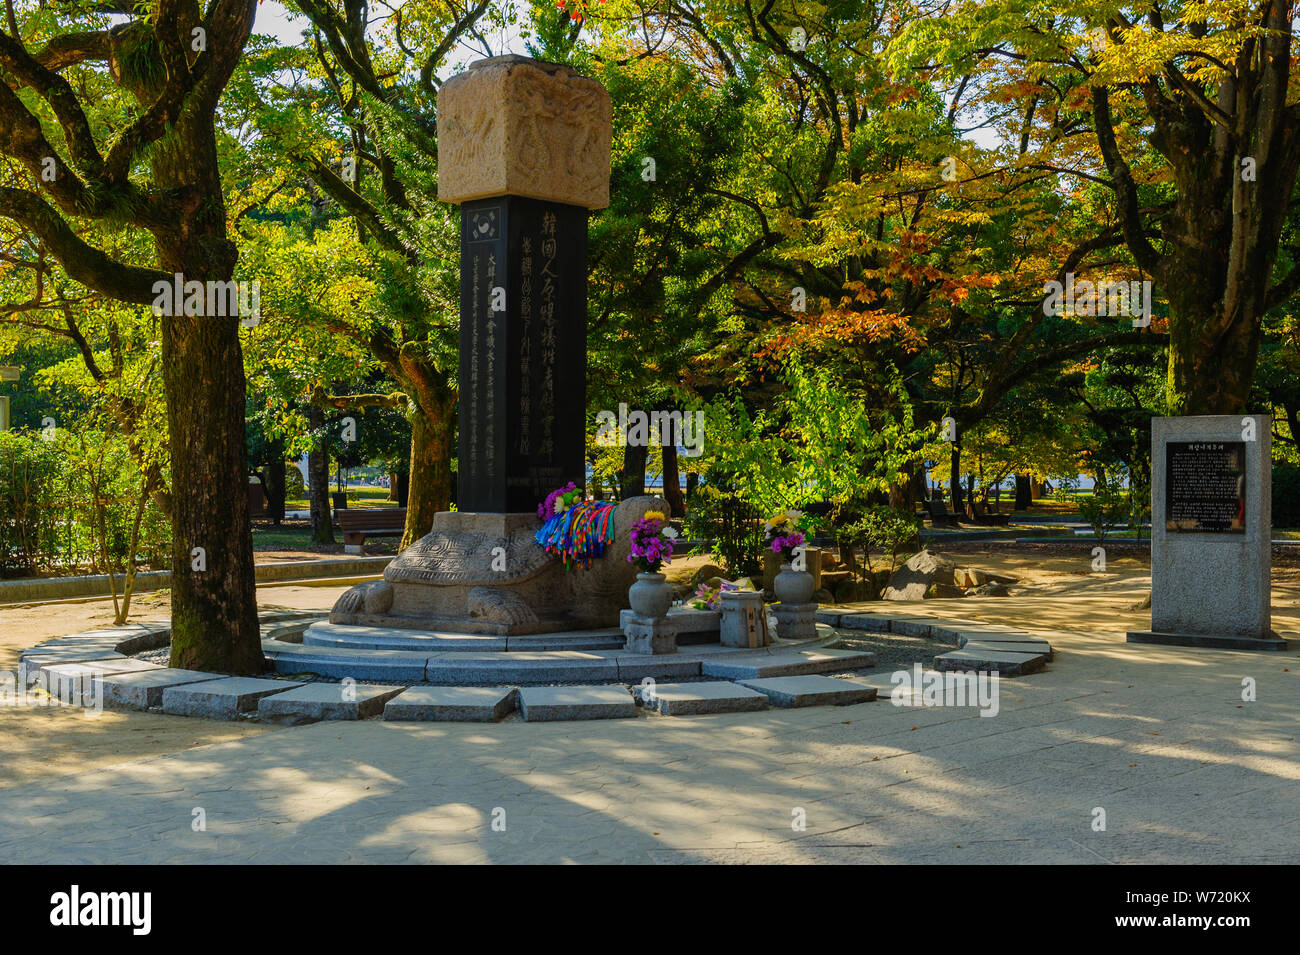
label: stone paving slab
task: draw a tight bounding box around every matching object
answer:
[933,648,1046,676]
[961,638,1054,661]
[424,651,621,686]
[634,681,769,716]
[39,659,161,704]
[738,674,878,708]
[700,647,877,680]
[18,646,126,666]
[162,677,304,719]
[94,667,229,709]
[257,682,406,723]
[832,612,892,632]
[518,684,637,721]
[383,686,517,722]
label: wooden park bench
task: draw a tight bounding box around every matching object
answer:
[337,507,407,554]
[966,498,1011,526]
[925,496,961,528]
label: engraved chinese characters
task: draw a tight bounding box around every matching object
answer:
[1165,441,1247,533]
[458,198,587,512]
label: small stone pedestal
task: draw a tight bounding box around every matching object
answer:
[621,613,677,655]
[720,591,770,648]
[773,602,818,640]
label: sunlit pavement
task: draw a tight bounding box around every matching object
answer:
[2,593,1297,863]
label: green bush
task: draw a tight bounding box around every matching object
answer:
[0,428,169,577]
[681,480,764,578]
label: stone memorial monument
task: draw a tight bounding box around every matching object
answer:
[330,56,665,635]
[1127,415,1285,651]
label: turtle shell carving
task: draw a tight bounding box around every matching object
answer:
[383,522,553,586]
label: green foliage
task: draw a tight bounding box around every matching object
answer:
[680,481,764,579]
[1078,475,1129,543]
[0,428,167,578]
[700,356,943,517]
[836,505,921,578]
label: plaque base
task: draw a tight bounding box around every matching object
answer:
[1126,630,1290,652]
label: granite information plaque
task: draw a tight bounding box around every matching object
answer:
[1164,440,1247,533]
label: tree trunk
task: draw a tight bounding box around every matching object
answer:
[686,472,698,498]
[661,443,685,516]
[155,99,261,675]
[264,447,286,525]
[949,444,963,513]
[404,392,454,548]
[1015,474,1031,510]
[308,405,334,544]
[621,443,648,499]
[388,472,400,501]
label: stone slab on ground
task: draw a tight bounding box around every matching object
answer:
[424,651,621,686]
[18,646,127,668]
[517,685,637,722]
[933,648,1046,676]
[94,668,229,709]
[257,682,405,723]
[39,658,162,705]
[383,686,517,722]
[831,611,893,633]
[634,681,769,716]
[700,647,877,680]
[162,677,304,719]
[960,638,1054,661]
[738,675,877,708]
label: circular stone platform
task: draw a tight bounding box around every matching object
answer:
[19,609,1053,724]
[263,619,878,685]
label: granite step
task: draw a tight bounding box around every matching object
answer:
[95,668,229,709]
[39,658,163,705]
[256,682,405,723]
[383,686,517,722]
[933,648,1047,676]
[518,684,637,721]
[738,675,878,708]
[700,647,877,680]
[634,681,769,716]
[302,622,629,653]
[161,677,304,719]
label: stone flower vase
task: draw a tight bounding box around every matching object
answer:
[773,562,815,604]
[628,571,673,619]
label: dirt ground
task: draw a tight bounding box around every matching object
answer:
[3,547,1298,790]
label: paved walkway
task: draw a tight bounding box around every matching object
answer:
[3,611,1297,863]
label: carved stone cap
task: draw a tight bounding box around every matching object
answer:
[437,56,612,209]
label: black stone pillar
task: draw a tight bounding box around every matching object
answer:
[457,196,588,513]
